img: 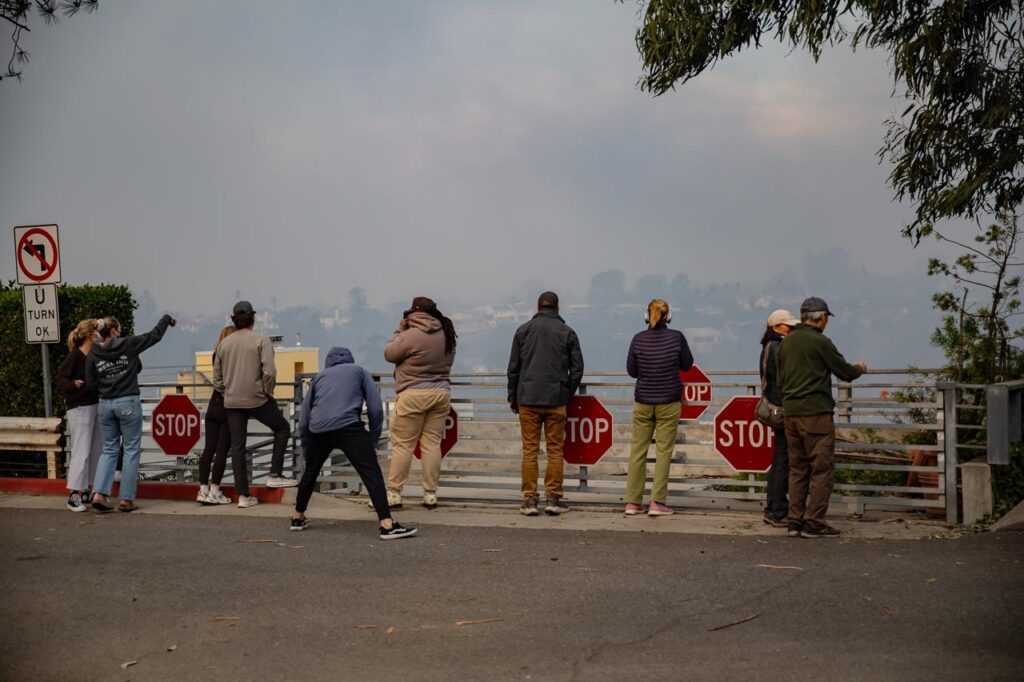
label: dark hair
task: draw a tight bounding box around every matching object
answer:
[409,296,457,356]
[537,291,559,310]
[232,311,255,330]
[760,325,778,345]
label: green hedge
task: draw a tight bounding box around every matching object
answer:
[0,281,137,418]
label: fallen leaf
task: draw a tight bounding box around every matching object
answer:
[482,549,504,553]
[578,567,599,572]
[926,578,938,583]
[213,616,241,622]
[385,626,396,636]
[354,624,378,630]
[120,661,138,669]
[167,645,177,652]
[755,564,803,571]
[550,557,558,561]
[756,539,770,544]
[236,539,279,544]
[455,618,504,626]
[884,606,899,617]
[862,595,873,602]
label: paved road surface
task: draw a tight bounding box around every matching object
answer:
[1,508,1021,681]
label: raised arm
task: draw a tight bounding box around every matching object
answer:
[123,314,173,355]
[821,339,864,383]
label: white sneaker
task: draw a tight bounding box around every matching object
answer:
[422,491,438,509]
[209,490,232,505]
[237,495,259,509]
[367,490,402,510]
[196,489,210,505]
[266,475,297,488]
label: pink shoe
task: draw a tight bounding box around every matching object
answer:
[648,501,674,516]
[624,502,645,516]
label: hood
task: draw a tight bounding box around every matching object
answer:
[325,347,354,368]
[407,311,442,334]
[91,337,127,360]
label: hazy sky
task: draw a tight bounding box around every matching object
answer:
[1,1,943,313]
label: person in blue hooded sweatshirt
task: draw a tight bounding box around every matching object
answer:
[293,347,417,540]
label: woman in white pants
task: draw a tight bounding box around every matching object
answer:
[55,319,102,512]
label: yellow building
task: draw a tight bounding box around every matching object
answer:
[168,345,320,402]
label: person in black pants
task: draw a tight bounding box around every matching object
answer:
[759,309,799,526]
[197,326,236,505]
[292,346,417,540]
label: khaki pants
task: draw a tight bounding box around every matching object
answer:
[784,413,836,528]
[387,388,451,495]
[625,402,680,505]
[519,404,566,501]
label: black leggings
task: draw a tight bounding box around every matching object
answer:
[297,423,390,521]
[227,399,291,496]
[198,392,230,485]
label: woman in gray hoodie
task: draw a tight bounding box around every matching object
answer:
[383,296,456,510]
[86,314,175,511]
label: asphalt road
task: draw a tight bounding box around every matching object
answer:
[1,509,1021,682]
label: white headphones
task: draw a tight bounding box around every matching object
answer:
[644,303,672,325]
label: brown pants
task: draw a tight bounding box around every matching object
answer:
[784,414,836,529]
[519,404,566,501]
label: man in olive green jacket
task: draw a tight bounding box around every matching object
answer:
[778,297,867,538]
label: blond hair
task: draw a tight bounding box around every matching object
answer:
[647,299,670,328]
[67,319,100,351]
[215,325,235,350]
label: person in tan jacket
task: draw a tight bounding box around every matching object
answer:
[383,296,456,510]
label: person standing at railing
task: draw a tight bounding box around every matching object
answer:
[383,296,457,510]
[86,314,176,512]
[758,309,799,527]
[624,299,694,517]
[214,301,297,510]
[196,325,235,506]
[56,318,102,512]
[778,297,867,539]
[507,291,584,516]
[292,346,417,539]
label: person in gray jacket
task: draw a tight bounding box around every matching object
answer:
[292,347,416,539]
[507,291,584,516]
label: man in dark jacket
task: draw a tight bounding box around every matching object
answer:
[507,291,584,516]
[778,297,866,538]
[293,347,416,540]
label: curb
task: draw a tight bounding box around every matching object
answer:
[0,477,286,504]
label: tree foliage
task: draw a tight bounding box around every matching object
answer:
[629,1,1024,240]
[1,0,97,81]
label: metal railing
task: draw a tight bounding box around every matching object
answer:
[39,367,992,522]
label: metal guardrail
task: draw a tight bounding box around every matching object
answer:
[32,367,988,522]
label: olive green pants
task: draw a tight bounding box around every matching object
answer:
[625,401,680,505]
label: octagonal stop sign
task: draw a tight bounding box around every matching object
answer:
[713,396,776,472]
[414,406,458,459]
[563,396,613,466]
[679,365,712,421]
[152,394,202,456]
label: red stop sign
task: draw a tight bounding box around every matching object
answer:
[563,396,613,466]
[713,396,776,472]
[414,407,459,459]
[680,365,712,421]
[152,394,202,456]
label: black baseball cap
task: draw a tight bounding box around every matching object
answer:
[800,296,834,317]
[232,300,255,315]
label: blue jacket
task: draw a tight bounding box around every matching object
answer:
[626,323,694,404]
[299,347,384,450]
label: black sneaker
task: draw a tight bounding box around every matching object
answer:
[290,517,309,532]
[800,524,841,538]
[82,490,93,505]
[763,514,787,528]
[379,522,418,540]
[787,521,803,537]
[66,492,86,512]
[519,498,540,516]
[544,497,571,515]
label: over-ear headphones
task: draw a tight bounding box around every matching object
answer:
[644,303,672,325]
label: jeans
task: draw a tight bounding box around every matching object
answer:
[66,404,102,492]
[227,399,291,497]
[94,396,143,500]
[764,425,789,519]
[518,404,567,501]
[298,423,391,521]
[198,391,230,485]
[626,401,680,505]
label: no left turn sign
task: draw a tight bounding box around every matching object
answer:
[13,224,62,285]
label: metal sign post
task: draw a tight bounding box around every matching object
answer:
[13,225,62,417]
